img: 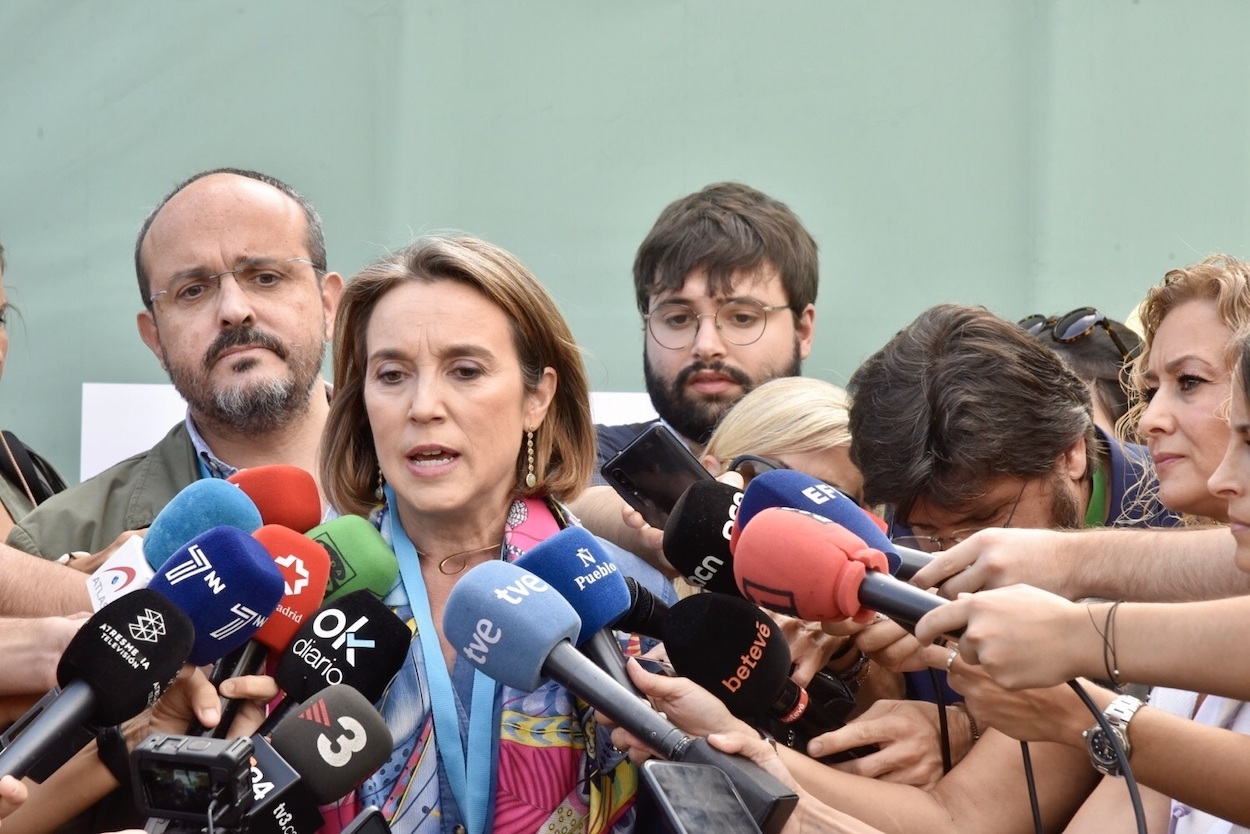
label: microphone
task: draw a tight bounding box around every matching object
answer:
[305,515,401,601]
[513,526,641,696]
[147,526,286,665]
[259,590,410,736]
[86,478,265,611]
[208,525,332,737]
[228,465,323,534]
[0,589,193,780]
[247,684,393,834]
[619,576,668,641]
[661,593,861,758]
[443,560,798,834]
[734,508,949,631]
[734,470,932,579]
[662,480,744,596]
[143,479,266,571]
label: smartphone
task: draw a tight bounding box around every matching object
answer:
[600,424,713,529]
[341,806,391,834]
[638,760,763,833]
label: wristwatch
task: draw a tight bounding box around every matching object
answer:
[1083,694,1143,776]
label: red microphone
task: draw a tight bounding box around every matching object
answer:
[733,507,948,631]
[228,465,322,533]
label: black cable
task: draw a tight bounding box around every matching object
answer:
[1019,742,1043,834]
[1068,680,1146,834]
[928,667,954,773]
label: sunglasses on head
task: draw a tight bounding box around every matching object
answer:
[727,454,864,507]
[1018,306,1137,364]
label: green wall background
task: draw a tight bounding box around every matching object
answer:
[3,1,1249,482]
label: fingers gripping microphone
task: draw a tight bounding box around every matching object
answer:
[735,470,933,580]
[513,527,640,696]
[0,589,193,779]
[663,481,744,596]
[228,465,323,534]
[305,515,401,602]
[147,525,286,665]
[260,590,410,736]
[444,561,798,834]
[734,508,949,631]
[143,479,265,571]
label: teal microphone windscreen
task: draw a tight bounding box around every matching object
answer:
[144,479,264,571]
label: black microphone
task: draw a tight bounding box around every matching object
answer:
[619,576,668,641]
[246,684,394,834]
[443,560,798,834]
[662,592,870,761]
[0,589,194,780]
[258,590,409,736]
[663,481,744,596]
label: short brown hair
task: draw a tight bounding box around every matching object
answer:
[848,304,1095,519]
[633,183,818,315]
[322,236,595,517]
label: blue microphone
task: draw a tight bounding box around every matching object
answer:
[148,525,285,665]
[514,527,639,695]
[144,479,264,570]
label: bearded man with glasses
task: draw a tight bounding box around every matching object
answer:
[567,182,819,574]
[8,168,343,561]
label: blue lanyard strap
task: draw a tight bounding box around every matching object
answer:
[385,485,499,834]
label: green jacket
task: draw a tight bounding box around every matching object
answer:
[7,422,198,560]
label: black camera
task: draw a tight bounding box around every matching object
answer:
[132,734,255,830]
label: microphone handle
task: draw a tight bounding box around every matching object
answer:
[254,694,295,739]
[620,577,669,640]
[0,683,96,780]
[211,641,270,739]
[578,630,644,699]
[856,571,950,633]
[891,546,933,583]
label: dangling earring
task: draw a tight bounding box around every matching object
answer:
[524,429,537,488]
[374,466,386,501]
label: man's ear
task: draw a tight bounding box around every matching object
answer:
[1062,435,1089,483]
[319,272,345,340]
[136,310,166,370]
[795,303,815,360]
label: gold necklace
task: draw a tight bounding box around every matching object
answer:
[431,542,503,575]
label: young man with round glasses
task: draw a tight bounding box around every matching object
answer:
[568,182,819,573]
[7,168,343,560]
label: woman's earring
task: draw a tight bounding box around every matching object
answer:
[525,429,537,488]
[375,466,386,501]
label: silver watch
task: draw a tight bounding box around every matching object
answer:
[1083,694,1143,777]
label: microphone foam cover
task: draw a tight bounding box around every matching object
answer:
[58,588,195,725]
[270,684,394,804]
[251,525,332,651]
[513,527,629,645]
[734,508,890,622]
[274,590,410,704]
[444,560,580,692]
[662,593,791,718]
[228,465,322,534]
[147,526,285,665]
[662,481,742,596]
[735,470,901,575]
[143,479,264,571]
[305,515,400,602]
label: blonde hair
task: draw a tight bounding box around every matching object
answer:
[703,377,853,470]
[321,235,595,517]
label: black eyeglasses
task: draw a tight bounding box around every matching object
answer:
[727,454,863,507]
[1018,307,1137,364]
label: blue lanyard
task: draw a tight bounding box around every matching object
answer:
[384,486,499,834]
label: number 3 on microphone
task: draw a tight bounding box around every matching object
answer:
[318,716,368,767]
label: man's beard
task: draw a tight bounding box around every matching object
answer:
[164,324,324,436]
[1047,467,1084,529]
[643,342,802,446]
